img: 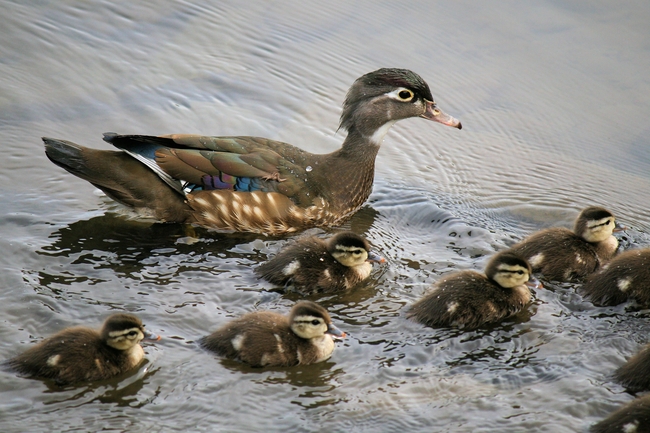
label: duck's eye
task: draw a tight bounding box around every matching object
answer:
[516,270,524,275]
[605,220,611,225]
[311,320,320,326]
[128,331,138,337]
[398,89,414,101]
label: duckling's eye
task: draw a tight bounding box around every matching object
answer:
[605,220,611,225]
[516,270,524,275]
[397,89,414,101]
[311,320,320,326]
[128,331,138,337]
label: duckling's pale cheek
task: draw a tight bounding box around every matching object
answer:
[618,277,633,292]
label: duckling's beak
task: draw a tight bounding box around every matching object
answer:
[526,276,543,290]
[613,222,626,233]
[367,251,386,264]
[421,100,462,129]
[326,323,346,340]
[142,330,161,342]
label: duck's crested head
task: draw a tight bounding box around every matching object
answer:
[485,250,533,289]
[102,313,155,351]
[574,206,617,243]
[339,68,461,139]
[290,301,345,340]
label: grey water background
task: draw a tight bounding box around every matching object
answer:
[1,1,650,431]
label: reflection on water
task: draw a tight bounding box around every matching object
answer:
[2,0,650,432]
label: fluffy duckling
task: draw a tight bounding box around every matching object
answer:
[510,206,621,282]
[613,342,650,392]
[255,231,385,294]
[407,251,539,329]
[200,301,345,367]
[7,313,159,385]
[590,394,650,433]
[582,248,650,307]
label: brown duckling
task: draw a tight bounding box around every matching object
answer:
[590,394,650,433]
[200,301,345,367]
[407,250,539,329]
[510,206,622,282]
[613,342,650,392]
[255,231,385,294]
[582,248,650,307]
[7,313,160,385]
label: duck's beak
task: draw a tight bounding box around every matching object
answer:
[326,323,346,340]
[421,100,462,129]
[613,222,626,233]
[142,330,161,342]
[526,276,543,290]
[367,251,386,264]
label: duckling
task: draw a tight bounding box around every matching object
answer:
[613,342,650,392]
[200,301,345,367]
[590,394,650,433]
[42,68,461,234]
[255,231,385,294]
[581,248,650,307]
[510,206,621,282]
[6,313,160,385]
[407,250,538,329]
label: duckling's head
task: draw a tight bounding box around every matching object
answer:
[339,68,461,141]
[289,301,346,340]
[327,232,384,268]
[485,251,533,289]
[574,206,618,243]
[101,313,158,351]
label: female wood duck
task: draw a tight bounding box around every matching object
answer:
[200,301,345,367]
[255,231,385,294]
[6,313,160,385]
[42,68,461,234]
[509,206,622,282]
[407,250,539,329]
[613,342,650,392]
[581,248,650,307]
[590,394,650,433]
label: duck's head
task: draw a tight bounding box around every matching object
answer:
[485,251,536,289]
[574,206,621,243]
[102,313,160,351]
[289,301,346,340]
[326,232,385,268]
[339,68,461,143]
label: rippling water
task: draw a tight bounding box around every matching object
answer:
[2,1,650,431]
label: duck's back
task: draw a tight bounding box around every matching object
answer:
[201,312,317,367]
[510,228,600,281]
[408,271,531,329]
[8,327,133,384]
[582,249,650,306]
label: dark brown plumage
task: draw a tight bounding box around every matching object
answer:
[42,68,461,234]
[200,301,345,367]
[613,343,650,393]
[590,394,650,433]
[255,231,384,294]
[6,313,159,385]
[407,251,537,329]
[510,206,621,282]
[581,248,650,307]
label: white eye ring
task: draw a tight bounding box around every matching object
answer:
[388,88,415,102]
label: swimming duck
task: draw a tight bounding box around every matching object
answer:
[43,68,461,235]
[407,250,538,329]
[590,394,650,433]
[509,206,621,282]
[6,313,159,385]
[200,301,345,367]
[581,248,650,307]
[255,231,385,294]
[613,341,650,392]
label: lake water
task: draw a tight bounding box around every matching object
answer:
[1,1,650,431]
